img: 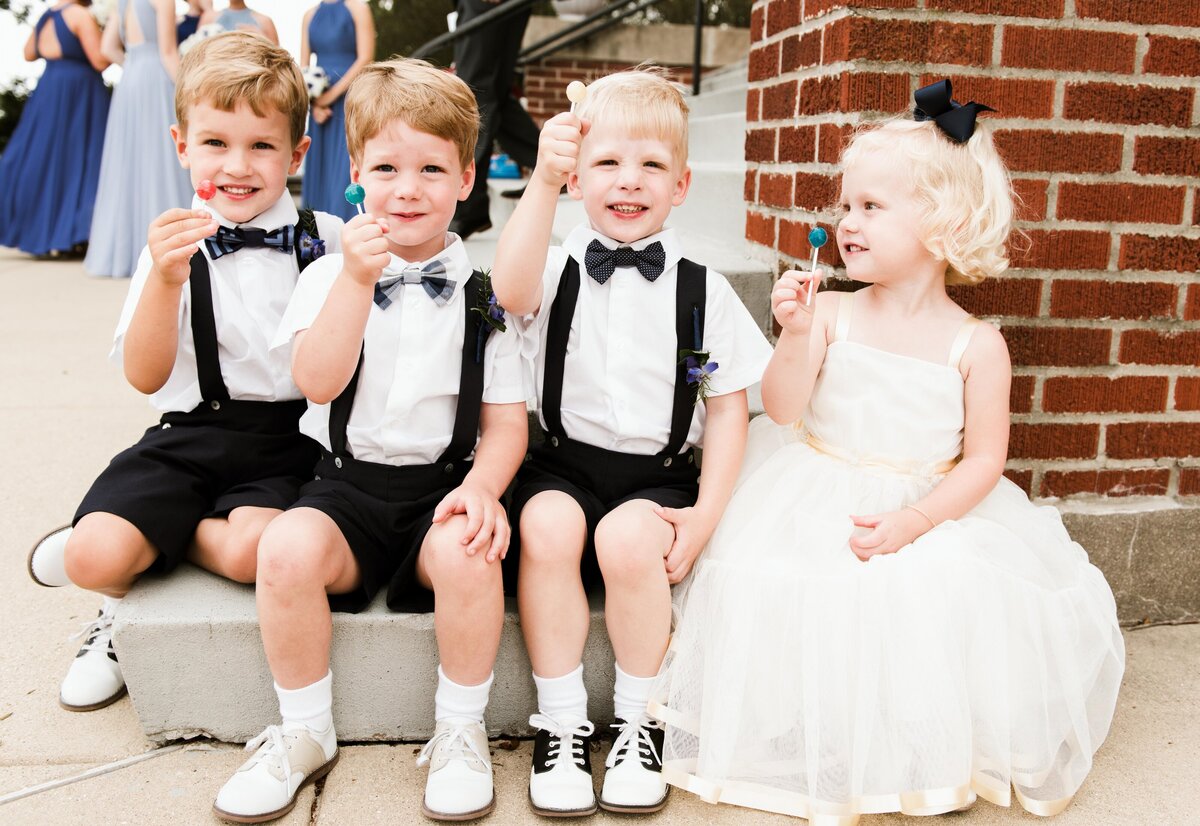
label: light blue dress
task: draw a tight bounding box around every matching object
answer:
[0,7,110,255]
[85,0,191,278]
[300,0,357,221]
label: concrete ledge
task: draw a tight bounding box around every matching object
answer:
[114,565,617,744]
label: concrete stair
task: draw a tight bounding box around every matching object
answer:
[115,60,768,744]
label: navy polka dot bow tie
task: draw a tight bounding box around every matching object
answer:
[204,225,295,259]
[583,239,667,284]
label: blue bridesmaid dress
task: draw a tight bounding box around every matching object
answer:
[0,7,110,256]
[85,0,192,278]
[301,0,358,221]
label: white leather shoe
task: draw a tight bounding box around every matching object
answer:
[59,604,126,711]
[28,525,72,587]
[598,714,668,813]
[213,723,338,823]
[527,713,597,816]
[418,719,494,820]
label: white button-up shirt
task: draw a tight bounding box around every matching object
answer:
[275,235,528,466]
[112,194,343,413]
[517,225,773,454]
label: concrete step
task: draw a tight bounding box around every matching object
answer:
[687,112,747,164]
[685,85,748,119]
[694,58,748,94]
[114,564,619,743]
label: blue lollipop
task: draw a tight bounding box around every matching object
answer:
[344,182,365,215]
[806,226,827,305]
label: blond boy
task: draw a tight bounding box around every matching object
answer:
[214,59,527,823]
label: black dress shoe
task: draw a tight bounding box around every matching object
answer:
[448,216,493,240]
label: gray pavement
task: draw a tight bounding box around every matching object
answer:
[2,246,1198,824]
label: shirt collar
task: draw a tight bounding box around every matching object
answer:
[383,233,472,286]
[564,224,682,273]
[193,191,299,232]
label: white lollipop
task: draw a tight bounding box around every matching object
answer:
[566,80,588,114]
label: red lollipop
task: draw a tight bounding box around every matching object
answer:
[196,180,217,201]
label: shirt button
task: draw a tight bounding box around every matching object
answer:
[210,400,221,411]
[334,457,343,468]
[444,462,455,473]
[550,436,559,447]
[161,423,172,430]
[663,457,673,467]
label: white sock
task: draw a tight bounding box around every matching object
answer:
[435,666,493,724]
[100,595,122,617]
[276,670,334,733]
[533,663,588,724]
[613,661,656,722]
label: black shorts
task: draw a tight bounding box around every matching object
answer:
[508,434,700,591]
[294,450,473,614]
[73,400,317,574]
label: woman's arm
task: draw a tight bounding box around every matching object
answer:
[68,5,112,72]
[154,0,180,80]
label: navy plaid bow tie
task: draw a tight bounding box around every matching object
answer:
[204,224,295,259]
[374,259,455,309]
[584,239,667,284]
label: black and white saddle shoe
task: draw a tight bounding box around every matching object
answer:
[598,714,668,814]
[527,713,597,817]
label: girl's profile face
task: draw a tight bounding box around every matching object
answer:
[836,151,940,285]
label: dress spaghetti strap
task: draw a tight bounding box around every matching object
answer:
[833,291,855,343]
[947,317,982,370]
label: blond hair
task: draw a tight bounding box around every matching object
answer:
[575,66,690,165]
[344,59,479,170]
[841,118,1014,285]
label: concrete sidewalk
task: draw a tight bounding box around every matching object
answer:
[2,247,1197,825]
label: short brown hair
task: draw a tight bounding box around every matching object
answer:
[175,31,309,147]
[345,58,480,170]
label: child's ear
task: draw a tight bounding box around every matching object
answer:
[457,160,476,201]
[566,171,582,201]
[288,136,312,175]
[671,165,692,207]
[170,124,190,169]
[349,162,361,183]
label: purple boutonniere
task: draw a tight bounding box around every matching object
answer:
[680,348,718,404]
[298,231,326,263]
[473,269,507,363]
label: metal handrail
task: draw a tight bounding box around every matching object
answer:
[411,0,540,60]
[410,0,709,96]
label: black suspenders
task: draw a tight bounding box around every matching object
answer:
[327,273,488,463]
[542,256,707,457]
[187,253,231,403]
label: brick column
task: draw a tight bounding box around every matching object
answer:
[745,0,1200,501]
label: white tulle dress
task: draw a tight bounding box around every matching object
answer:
[650,292,1124,824]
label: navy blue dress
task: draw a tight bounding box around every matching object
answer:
[301,0,357,221]
[0,8,110,256]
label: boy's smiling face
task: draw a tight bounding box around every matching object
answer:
[568,120,690,244]
[351,118,474,263]
[171,99,308,225]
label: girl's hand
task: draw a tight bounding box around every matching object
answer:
[534,111,587,189]
[432,483,510,562]
[340,212,391,287]
[655,505,717,584]
[847,509,932,560]
[147,208,218,287]
[311,104,332,125]
[773,270,819,336]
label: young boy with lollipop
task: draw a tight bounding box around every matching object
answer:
[26,31,341,712]
[492,69,773,816]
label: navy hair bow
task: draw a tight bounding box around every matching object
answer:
[913,79,995,144]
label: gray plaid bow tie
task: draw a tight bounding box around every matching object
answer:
[374,259,455,309]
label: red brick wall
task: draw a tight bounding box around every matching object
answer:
[746,0,1200,501]
[522,60,702,127]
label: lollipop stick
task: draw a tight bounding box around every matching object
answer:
[806,249,820,306]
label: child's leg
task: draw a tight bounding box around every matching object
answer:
[518,491,599,816]
[63,512,158,598]
[214,507,356,823]
[518,491,590,679]
[593,499,675,814]
[413,514,505,821]
[594,500,674,678]
[188,505,282,585]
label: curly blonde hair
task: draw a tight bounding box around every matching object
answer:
[841,118,1014,285]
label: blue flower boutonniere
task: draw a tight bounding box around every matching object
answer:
[473,269,507,362]
[680,348,718,404]
[298,231,326,263]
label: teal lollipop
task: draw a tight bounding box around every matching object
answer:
[806,226,828,305]
[344,182,365,215]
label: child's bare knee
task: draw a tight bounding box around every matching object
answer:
[256,520,331,589]
[63,522,145,589]
[424,519,500,589]
[519,494,585,566]
[595,512,665,580]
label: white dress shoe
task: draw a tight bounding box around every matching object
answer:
[418,718,495,820]
[599,714,668,813]
[28,525,72,587]
[527,713,597,816]
[213,723,338,823]
[59,604,126,711]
